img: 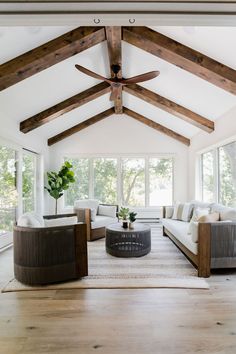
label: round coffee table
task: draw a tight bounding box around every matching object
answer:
[106,223,151,257]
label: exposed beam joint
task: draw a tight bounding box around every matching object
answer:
[124,107,190,146]
[48,108,115,146]
[124,84,214,133]
[20,81,110,133]
[123,27,236,95]
[105,26,123,114]
[0,26,106,91]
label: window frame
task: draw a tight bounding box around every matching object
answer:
[0,138,42,248]
[63,153,174,208]
[199,136,236,206]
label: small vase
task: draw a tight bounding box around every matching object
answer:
[122,221,128,229]
[129,222,134,229]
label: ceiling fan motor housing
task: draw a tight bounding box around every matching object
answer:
[111,64,121,75]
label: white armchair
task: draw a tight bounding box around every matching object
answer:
[74,199,118,241]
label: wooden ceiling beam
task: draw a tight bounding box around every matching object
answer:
[123,27,236,95]
[124,107,190,146]
[20,81,110,133]
[105,26,123,114]
[0,26,106,91]
[48,108,115,146]
[124,84,214,133]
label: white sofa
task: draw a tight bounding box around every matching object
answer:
[162,201,236,277]
[74,199,118,241]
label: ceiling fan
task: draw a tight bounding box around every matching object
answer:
[75,64,160,101]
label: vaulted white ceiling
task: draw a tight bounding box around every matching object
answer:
[0,25,235,144]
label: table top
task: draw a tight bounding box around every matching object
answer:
[106,222,151,233]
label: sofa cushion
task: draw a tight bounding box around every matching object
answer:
[44,216,78,227]
[98,205,117,218]
[189,221,199,243]
[162,219,198,255]
[91,216,117,229]
[74,199,99,213]
[18,212,45,228]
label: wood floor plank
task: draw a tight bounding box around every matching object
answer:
[1,242,236,354]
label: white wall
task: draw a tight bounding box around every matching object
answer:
[48,113,189,212]
[188,105,236,200]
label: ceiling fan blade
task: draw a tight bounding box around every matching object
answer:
[75,65,112,84]
[120,71,160,85]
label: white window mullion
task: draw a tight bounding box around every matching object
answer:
[145,157,149,207]
[16,150,23,219]
[89,158,94,199]
[215,148,219,203]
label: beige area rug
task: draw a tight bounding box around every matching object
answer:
[1,226,209,292]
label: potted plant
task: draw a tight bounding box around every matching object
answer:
[129,211,137,229]
[118,207,130,229]
[44,161,75,214]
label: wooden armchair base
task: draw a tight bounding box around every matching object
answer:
[14,222,88,285]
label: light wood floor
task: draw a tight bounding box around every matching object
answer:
[0,245,236,354]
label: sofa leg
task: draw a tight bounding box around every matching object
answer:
[198,223,211,278]
[163,227,168,237]
[198,266,210,278]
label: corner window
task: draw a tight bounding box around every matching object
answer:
[200,140,236,207]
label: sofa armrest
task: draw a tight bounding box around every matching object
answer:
[74,208,91,224]
[198,221,236,276]
[209,221,236,268]
[43,213,77,220]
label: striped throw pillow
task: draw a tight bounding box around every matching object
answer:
[172,203,193,222]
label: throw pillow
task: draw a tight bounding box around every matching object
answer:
[181,203,194,222]
[44,216,78,227]
[17,212,44,227]
[172,202,180,220]
[172,202,193,222]
[187,207,210,234]
[98,205,117,218]
[90,208,96,222]
[198,212,220,223]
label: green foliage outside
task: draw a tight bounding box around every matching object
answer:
[94,158,117,204]
[202,142,236,207]
[22,153,35,213]
[65,158,89,206]
[121,158,145,206]
[45,161,75,214]
[0,146,17,231]
[219,143,236,207]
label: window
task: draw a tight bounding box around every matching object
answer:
[149,158,173,206]
[121,158,145,206]
[64,158,90,206]
[201,150,215,203]
[94,158,117,204]
[0,145,17,233]
[200,140,236,207]
[64,156,174,208]
[22,151,37,213]
[219,142,236,207]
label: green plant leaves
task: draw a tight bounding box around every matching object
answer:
[44,161,76,201]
